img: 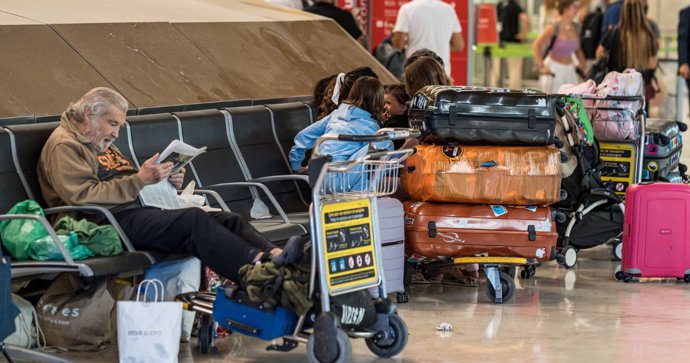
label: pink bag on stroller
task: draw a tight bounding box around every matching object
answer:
[591,69,643,141]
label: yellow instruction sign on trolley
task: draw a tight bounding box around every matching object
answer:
[599,141,638,197]
[321,199,378,294]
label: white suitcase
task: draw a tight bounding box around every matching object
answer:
[369,197,408,303]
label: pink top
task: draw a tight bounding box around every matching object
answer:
[550,38,579,58]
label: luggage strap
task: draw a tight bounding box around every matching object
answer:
[528,109,536,129]
[428,221,437,237]
[448,104,457,126]
[527,225,536,241]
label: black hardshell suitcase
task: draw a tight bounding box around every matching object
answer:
[408,86,560,146]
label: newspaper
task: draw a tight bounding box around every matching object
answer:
[139,179,181,210]
[157,139,207,174]
[138,140,207,210]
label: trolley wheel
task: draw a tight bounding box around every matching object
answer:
[520,265,536,279]
[623,274,633,283]
[484,272,515,303]
[365,314,409,358]
[197,314,214,355]
[306,329,351,363]
[684,274,690,283]
[612,240,623,261]
[615,271,625,281]
[396,292,409,304]
[559,247,578,269]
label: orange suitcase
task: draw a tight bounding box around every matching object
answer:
[404,202,558,263]
[400,144,562,205]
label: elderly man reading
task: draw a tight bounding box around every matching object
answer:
[37,87,303,281]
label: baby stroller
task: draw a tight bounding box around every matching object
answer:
[552,96,625,266]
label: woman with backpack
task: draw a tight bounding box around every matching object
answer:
[595,0,658,102]
[532,0,587,93]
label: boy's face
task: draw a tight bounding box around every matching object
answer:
[384,93,408,118]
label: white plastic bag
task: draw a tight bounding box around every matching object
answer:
[250,198,272,219]
[117,279,182,363]
[143,258,201,342]
[5,294,45,349]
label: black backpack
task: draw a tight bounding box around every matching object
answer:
[580,8,603,59]
[373,41,405,80]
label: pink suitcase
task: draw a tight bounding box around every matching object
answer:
[618,183,690,282]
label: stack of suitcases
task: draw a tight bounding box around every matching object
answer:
[400,86,566,300]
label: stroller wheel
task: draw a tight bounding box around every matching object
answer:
[612,241,623,261]
[559,247,578,269]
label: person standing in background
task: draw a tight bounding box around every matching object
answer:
[392,0,464,76]
[305,0,366,47]
[596,0,658,103]
[678,6,690,109]
[601,0,622,31]
[533,0,586,93]
[492,0,530,89]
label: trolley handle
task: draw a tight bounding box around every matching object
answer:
[337,134,389,142]
[335,128,421,142]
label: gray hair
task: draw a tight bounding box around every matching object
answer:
[66,87,128,123]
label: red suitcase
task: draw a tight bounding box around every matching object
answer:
[404,202,558,263]
[619,183,690,282]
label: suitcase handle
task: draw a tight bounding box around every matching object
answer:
[480,161,497,168]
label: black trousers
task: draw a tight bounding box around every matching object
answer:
[114,207,275,281]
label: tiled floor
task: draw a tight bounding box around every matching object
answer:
[50,246,690,363]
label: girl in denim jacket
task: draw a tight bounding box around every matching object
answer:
[289,77,392,173]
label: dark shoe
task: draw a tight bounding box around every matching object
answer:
[271,235,305,267]
[313,312,339,363]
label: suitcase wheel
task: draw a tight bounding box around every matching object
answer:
[684,275,690,283]
[396,292,409,304]
[520,265,536,279]
[484,271,515,303]
[615,271,633,283]
[614,271,625,281]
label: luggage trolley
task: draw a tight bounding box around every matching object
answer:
[581,94,646,198]
[178,129,418,362]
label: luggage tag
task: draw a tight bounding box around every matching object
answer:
[490,205,508,217]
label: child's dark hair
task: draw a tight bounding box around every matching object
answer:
[404,56,451,97]
[384,83,410,106]
[311,74,337,110]
[318,67,379,119]
[343,77,385,123]
[403,48,444,70]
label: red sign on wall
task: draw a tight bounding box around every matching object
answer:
[476,4,498,44]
